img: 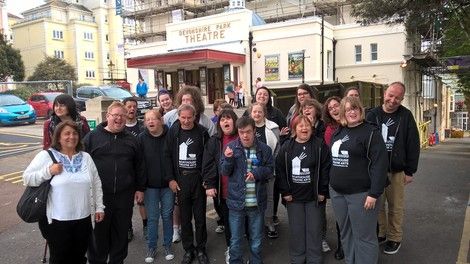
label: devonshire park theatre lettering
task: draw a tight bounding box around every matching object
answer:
[179,22,231,44]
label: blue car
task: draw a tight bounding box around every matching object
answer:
[0,94,37,126]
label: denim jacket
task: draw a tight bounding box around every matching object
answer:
[220,138,274,211]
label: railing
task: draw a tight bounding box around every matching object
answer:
[418,121,431,149]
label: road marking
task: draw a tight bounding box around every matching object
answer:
[0,131,43,139]
[0,145,42,158]
[12,179,24,184]
[456,194,470,264]
[5,175,22,181]
[0,171,23,180]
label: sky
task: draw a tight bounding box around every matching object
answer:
[6,0,45,16]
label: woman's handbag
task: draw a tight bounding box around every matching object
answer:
[16,150,57,223]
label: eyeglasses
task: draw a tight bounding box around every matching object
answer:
[108,113,125,119]
[328,105,340,111]
[297,91,310,96]
[345,108,360,113]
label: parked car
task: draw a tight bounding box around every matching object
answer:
[75,85,152,117]
[0,94,37,126]
[27,92,62,118]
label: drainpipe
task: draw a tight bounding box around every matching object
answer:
[321,15,324,85]
[249,31,254,98]
[333,38,337,82]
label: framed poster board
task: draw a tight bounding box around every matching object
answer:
[265,55,280,81]
[288,52,304,79]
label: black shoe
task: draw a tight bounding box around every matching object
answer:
[384,241,401,255]
[181,250,195,264]
[127,227,134,242]
[197,251,210,264]
[378,236,387,245]
[266,226,279,239]
[334,246,344,260]
[272,216,280,226]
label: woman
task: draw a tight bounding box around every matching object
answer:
[246,86,288,225]
[276,115,330,264]
[300,98,325,139]
[23,121,105,264]
[137,109,175,263]
[286,83,317,128]
[329,96,388,264]
[158,90,175,116]
[202,109,238,264]
[249,102,280,238]
[343,86,360,98]
[43,94,90,149]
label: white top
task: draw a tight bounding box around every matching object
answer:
[23,149,105,226]
[50,151,91,221]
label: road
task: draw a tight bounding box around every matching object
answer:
[0,113,468,263]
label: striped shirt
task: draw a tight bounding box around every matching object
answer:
[245,147,259,207]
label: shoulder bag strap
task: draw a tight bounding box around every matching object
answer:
[46,149,58,164]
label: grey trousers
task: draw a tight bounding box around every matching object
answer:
[264,177,275,227]
[286,201,323,264]
[330,187,379,264]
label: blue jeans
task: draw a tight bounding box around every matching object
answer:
[144,187,174,250]
[229,207,264,264]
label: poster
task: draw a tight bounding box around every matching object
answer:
[288,52,304,79]
[265,55,279,81]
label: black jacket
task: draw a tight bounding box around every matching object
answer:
[83,122,145,195]
[163,120,210,183]
[137,126,169,188]
[366,105,420,176]
[202,134,223,190]
[276,137,331,203]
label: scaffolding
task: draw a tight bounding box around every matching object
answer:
[121,0,346,44]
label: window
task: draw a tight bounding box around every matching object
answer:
[371,43,378,61]
[105,34,109,41]
[104,15,108,23]
[54,50,64,59]
[80,14,85,21]
[84,32,93,40]
[354,45,362,63]
[85,51,94,59]
[85,70,96,78]
[53,30,63,40]
[106,52,110,60]
[327,50,333,80]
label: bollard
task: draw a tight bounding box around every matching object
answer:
[434,132,439,144]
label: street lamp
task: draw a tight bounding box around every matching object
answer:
[108,60,115,83]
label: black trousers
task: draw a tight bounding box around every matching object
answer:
[39,216,91,264]
[88,191,134,264]
[178,172,207,252]
[220,198,231,247]
[213,196,224,226]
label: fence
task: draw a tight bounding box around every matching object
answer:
[0,80,74,100]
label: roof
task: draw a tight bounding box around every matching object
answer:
[22,0,92,15]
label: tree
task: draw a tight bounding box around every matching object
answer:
[0,37,25,82]
[28,56,77,82]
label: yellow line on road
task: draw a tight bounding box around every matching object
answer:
[0,171,23,180]
[0,144,28,150]
[0,131,43,139]
[5,175,23,181]
[12,179,24,184]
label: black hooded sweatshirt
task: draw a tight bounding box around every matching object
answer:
[137,126,169,188]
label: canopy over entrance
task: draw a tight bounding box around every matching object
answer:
[127,49,246,71]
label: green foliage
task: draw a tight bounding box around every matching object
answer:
[0,37,25,82]
[0,84,41,100]
[28,56,77,82]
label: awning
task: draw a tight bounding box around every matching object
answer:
[127,49,246,71]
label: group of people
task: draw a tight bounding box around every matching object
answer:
[22,80,419,264]
[224,81,245,108]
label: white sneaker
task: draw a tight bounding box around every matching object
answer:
[322,240,331,252]
[225,247,230,264]
[145,248,156,263]
[172,229,181,243]
[165,247,175,261]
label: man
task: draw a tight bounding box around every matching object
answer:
[84,101,146,264]
[366,81,420,255]
[163,86,216,136]
[220,116,274,264]
[136,77,148,98]
[123,97,147,241]
[164,104,210,264]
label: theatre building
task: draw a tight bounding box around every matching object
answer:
[124,0,446,138]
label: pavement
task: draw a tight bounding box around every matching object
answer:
[0,112,469,263]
